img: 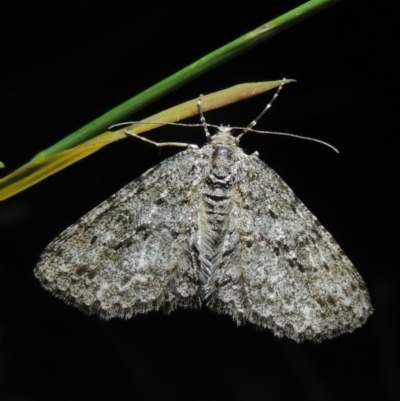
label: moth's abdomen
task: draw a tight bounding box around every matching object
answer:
[198,145,237,286]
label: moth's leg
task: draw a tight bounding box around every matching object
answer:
[197,95,211,142]
[124,130,198,149]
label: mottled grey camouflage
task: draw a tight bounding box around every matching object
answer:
[35,127,372,342]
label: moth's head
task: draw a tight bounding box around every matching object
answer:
[210,125,238,146]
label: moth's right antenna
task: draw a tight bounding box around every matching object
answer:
[237,78,286,141]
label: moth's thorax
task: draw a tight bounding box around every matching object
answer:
[206,128,241,179]
[203,127,242,179]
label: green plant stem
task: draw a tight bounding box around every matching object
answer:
[32,0,342,162]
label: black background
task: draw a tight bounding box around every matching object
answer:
[1,1,398,400]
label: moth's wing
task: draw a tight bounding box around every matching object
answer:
[208,153,372,342]
[35,148,204,319]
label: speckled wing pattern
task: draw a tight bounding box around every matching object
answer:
[35,148,205,318]
[35,128,372,342]
[205,149,372,342]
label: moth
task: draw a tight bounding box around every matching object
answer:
[35,82,372,342]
